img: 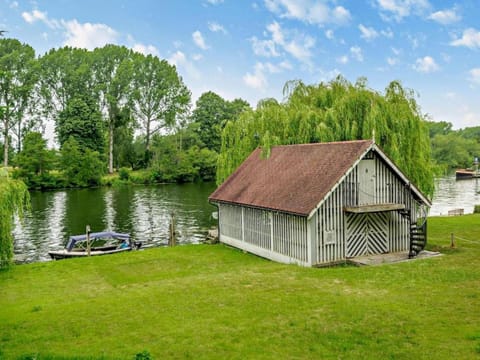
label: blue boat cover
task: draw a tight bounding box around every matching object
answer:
[66,231,130,251]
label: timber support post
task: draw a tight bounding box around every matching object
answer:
[169,212,176,247]
[450,233,455,248]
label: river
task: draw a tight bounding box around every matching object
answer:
[13,182,217,263]
[12,176,480,263]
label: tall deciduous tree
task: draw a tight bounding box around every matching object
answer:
[92,45,133,174]
[217,76,434,197]
[131,53,190,158]
[0,39,37,166]
[57,96,104,154]
[38,47,93,139]
[191,91,250,152]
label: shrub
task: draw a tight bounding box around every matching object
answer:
[474,205,480,214]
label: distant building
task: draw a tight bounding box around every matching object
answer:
[209,140,430,267]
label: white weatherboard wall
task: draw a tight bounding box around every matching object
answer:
[218,203,310,266]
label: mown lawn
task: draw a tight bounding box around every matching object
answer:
[1,215,479,359]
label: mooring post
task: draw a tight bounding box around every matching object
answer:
[86,225,91,256]
[450,233,455,248]
[169,212,176,247]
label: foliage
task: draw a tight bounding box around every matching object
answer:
[1,215,480,358]
[0,170,29,268]
[131,53,191,155]
[191,91,250,152]
[431,132,480,169]
[0,38,37,166]
[150,133,217,183]
[60,137,104,187]
[217,77,434,197]
[14,132,56,188]
[474,205,480,214]
[57,96,105,153]
[427,121,480,172]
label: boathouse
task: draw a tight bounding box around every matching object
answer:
[209,140,431,267]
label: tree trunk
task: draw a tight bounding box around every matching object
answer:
[108,120,114,174]
[3,117,8,167]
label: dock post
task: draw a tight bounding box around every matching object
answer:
[169,213,176,247]
[450,233,455,248]
[86,225,91,256]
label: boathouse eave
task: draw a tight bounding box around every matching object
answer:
[209,199,309,218]
[306,142,431,220]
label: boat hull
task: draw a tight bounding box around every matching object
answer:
[456,169,480,180]
[48,247,132,260]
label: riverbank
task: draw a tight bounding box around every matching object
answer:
[2,215,480,359]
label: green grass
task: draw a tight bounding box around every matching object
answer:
[1,215,480,359]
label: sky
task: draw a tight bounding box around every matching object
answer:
[1,0,480,130]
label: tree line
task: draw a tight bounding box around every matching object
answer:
[0,38,250,188]
[427,121,480,174]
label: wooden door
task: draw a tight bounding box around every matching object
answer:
[346,212,389,257]
[358,159,376,205]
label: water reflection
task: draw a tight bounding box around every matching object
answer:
[13,183,217,263]
[430,176,480,216]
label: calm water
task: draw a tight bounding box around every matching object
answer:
[430,176,480,216]
[13,182,217,263]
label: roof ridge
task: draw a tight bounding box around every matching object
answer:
[267,139,373,148]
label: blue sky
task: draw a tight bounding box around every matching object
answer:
[2,0,480,130]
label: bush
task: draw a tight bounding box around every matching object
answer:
[119,167,130,181]
[474,205,480,214]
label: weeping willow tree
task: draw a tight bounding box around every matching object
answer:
[217,76,434,197]
[0,169,29,269]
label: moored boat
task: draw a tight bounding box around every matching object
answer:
[455,157,480,180]
[48,231,141,260]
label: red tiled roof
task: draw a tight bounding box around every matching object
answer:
[209,140,373,216]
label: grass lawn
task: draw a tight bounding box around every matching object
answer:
[1,215,479,359]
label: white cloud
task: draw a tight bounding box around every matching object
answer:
[267,21,284,44]
[413,56,439,73]
[22,10,59,29]
[450,28,480,49]
[359,24,379,40]
[264,0,351,25]
[168,51,201,80]
[132,43,160,57]
[387,57,398,65]
[391,47,401,55]
[283,35,315,63]
[279,60,292,69]
[381,28,394,38]
[337,55,348,64]
[62,19,118,50]
[251,37,279,57]
[350,46,363,61]
[428,9,461,24]
[252,21,315,64]
[206,0,224,4]
[325,29,334,39]
[208,22,227,34]
[243,63,268,90]
[9,1,18,9]
[376,0,430,21]
[469,68,480,84]
[192,30,209,50]
[192,54,203,61]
